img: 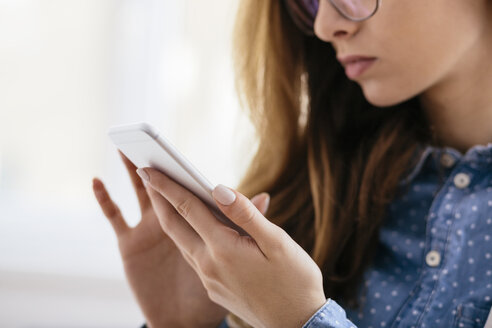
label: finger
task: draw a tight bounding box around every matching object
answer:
[145,184,206,258]
[212,184,279,256]
[138,168,227,248]
[250,192,270,215]
[92,177,130,236]
[117,150,152,215]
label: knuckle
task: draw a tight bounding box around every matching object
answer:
[206,288,216,302]
[201,275,213,290]
[202,278,219,299]
[206,289,221,304]
[268,228,290,257]
[188,246,202,260]
[198,257,217,277]
[211,245,230,262]
[234,205,256,227]
[176,197,192,219]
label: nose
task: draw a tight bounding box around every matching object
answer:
[313,0,361,43]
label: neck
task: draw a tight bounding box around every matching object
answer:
[419,24,492,154]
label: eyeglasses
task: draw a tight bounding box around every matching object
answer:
[284,0,381,35]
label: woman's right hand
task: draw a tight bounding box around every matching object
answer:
[92,151,270,328]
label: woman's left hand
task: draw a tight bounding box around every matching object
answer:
[137,167,327,328]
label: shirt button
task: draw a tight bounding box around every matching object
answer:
[454,173,471,189]
[426,250,441,267]
[440,153,456,168]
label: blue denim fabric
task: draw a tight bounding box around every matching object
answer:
[303,142,492,328]
[218,320,229,328]
[218,142,492,328]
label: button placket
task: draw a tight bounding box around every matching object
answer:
[421,167,467,280]
[453,173,471,189]
[440,153,456,168]
[425,250,441,267]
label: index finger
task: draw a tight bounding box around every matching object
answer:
[92,177,130,236]
[139,167,227,247]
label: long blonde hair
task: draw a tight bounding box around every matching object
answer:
[227,0,436,326]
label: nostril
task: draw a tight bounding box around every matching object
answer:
[334,30,348,37]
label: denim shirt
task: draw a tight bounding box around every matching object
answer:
[218,142,492,328]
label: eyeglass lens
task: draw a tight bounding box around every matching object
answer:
[331,0,378,20]
[290,0,378,23]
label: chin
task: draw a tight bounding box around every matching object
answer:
[359,80,415,108]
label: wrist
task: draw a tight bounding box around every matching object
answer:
[146,318,226,328]
[299,296,329,326]
[273,294,327,328]
[299,297,328,328]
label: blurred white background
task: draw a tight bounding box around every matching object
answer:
[0,0,257,326]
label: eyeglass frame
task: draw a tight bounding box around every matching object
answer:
[331,0,381,22]
[285,0,382,36]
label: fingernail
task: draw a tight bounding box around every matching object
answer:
[262,193,270,211]
[213,184,236,205]
[136,168,149,182]
[250,193,262,204]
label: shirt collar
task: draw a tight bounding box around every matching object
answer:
[399,142,492,186]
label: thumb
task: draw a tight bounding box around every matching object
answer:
[250,192,270,215]
[212,184,277,251]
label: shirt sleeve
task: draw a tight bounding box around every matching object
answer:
[141,320,228,328]
[140,300,354,328]
[302,298,358,328]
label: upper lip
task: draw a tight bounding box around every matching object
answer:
[337,55,377,67]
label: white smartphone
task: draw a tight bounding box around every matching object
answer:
[108,122,247,236]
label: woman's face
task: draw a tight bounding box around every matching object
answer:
[313,0,491,107]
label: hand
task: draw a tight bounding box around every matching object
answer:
[92,152,268,328]
[137,167,327,328]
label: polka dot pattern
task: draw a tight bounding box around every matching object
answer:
[300,143,492,328]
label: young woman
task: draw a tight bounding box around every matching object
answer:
[92,0,492,327]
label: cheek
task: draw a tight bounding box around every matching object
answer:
[358,54,438,107]
[355,0,474,107]
[357,29,459,107]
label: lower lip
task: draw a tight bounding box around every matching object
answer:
[344,58,377,79]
